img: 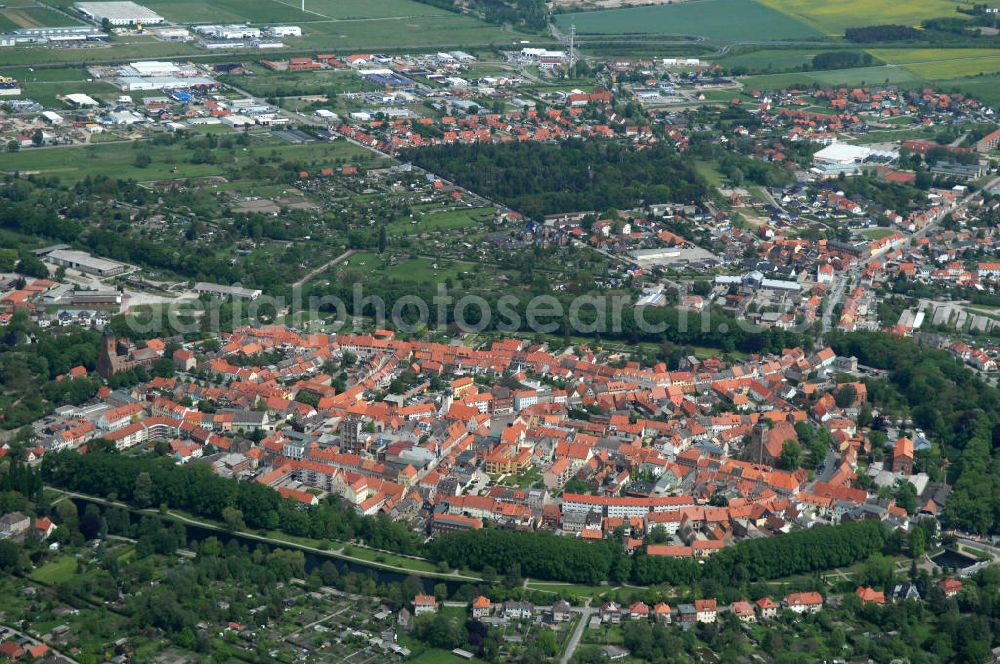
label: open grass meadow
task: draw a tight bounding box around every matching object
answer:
[868,48,1000,79]
[29,555,79,585]
[716,48,822,72]
[0,3,85,29]
[556,0,822,41]
[18,79,120,107]
[0,12,21,32]
[930,73,1000,108]
[222,67,380,98]
[758,0,967,34]
[0,137,381,182]
[384,207,493,238]
[293,14,519,51]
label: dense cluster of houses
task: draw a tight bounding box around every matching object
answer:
[335,96,650,156]
[13,318,950,566]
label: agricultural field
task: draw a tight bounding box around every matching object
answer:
[0,2,84,29]
[758,0,966,34]
[12,66,121,106]
[740,63,922,90]
[931,73,1000,108]
[292,14,519,51]
[556,0,822,41]
[715,48,822,72]
[868,48,1000,79]
[0,41,202,67]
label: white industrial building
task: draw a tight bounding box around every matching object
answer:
[194,24,261,40]
[193,282,262,300]
[41,111,64,124]
[43,249,126,277]
[115,75,215,91]
[811,142,897,178]
[111,62,216,91]
[63,93,100,107]
[152,27,192,41]
[124,60,180,76]
[268,26,301,37]
[74,2,164,26]
[519,48,565,59]
[221,114,255,127]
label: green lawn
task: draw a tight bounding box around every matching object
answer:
[861,227,895,240]
[929,73,1000,108]
[222,68,379,98]
[741,64,922,90]
[386,208,492,238]
[869,48,1000,79]
[556,0,822,41]
[1,138,379,182]
[10,65,91,82]
[17,79,120,108]
[0,4,85,30]
[30,556,79,585]
[526,580,611,599]
[715,48,821,72]
[342,545,442,573]
[695,160,727,188]
[408,648,485,664]
[0,12,21,32]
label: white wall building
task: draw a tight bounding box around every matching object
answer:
[74,1,164,25]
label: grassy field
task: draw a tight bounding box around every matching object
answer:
[223,67,379,98]
[716,48,821,72]
[0,3,84,29]
[18,79,120,107]
[29,556,79,585]
[929,73,1000,108]
[343,545,442,573]
[1,137,380,182]
[526,580,611,599]
[741,63,922,90]
[556,0,821,41]
[11,64,90,82]
[385,208,492,238]
[0,12,20,32]
[869,48,1000,79]
[861,227,895,240]
[0,41,203,67]
[407,648,486,664]
[759,0,965,34]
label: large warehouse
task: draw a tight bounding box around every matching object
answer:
[43,249,127,277]
[74,2,165,26]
